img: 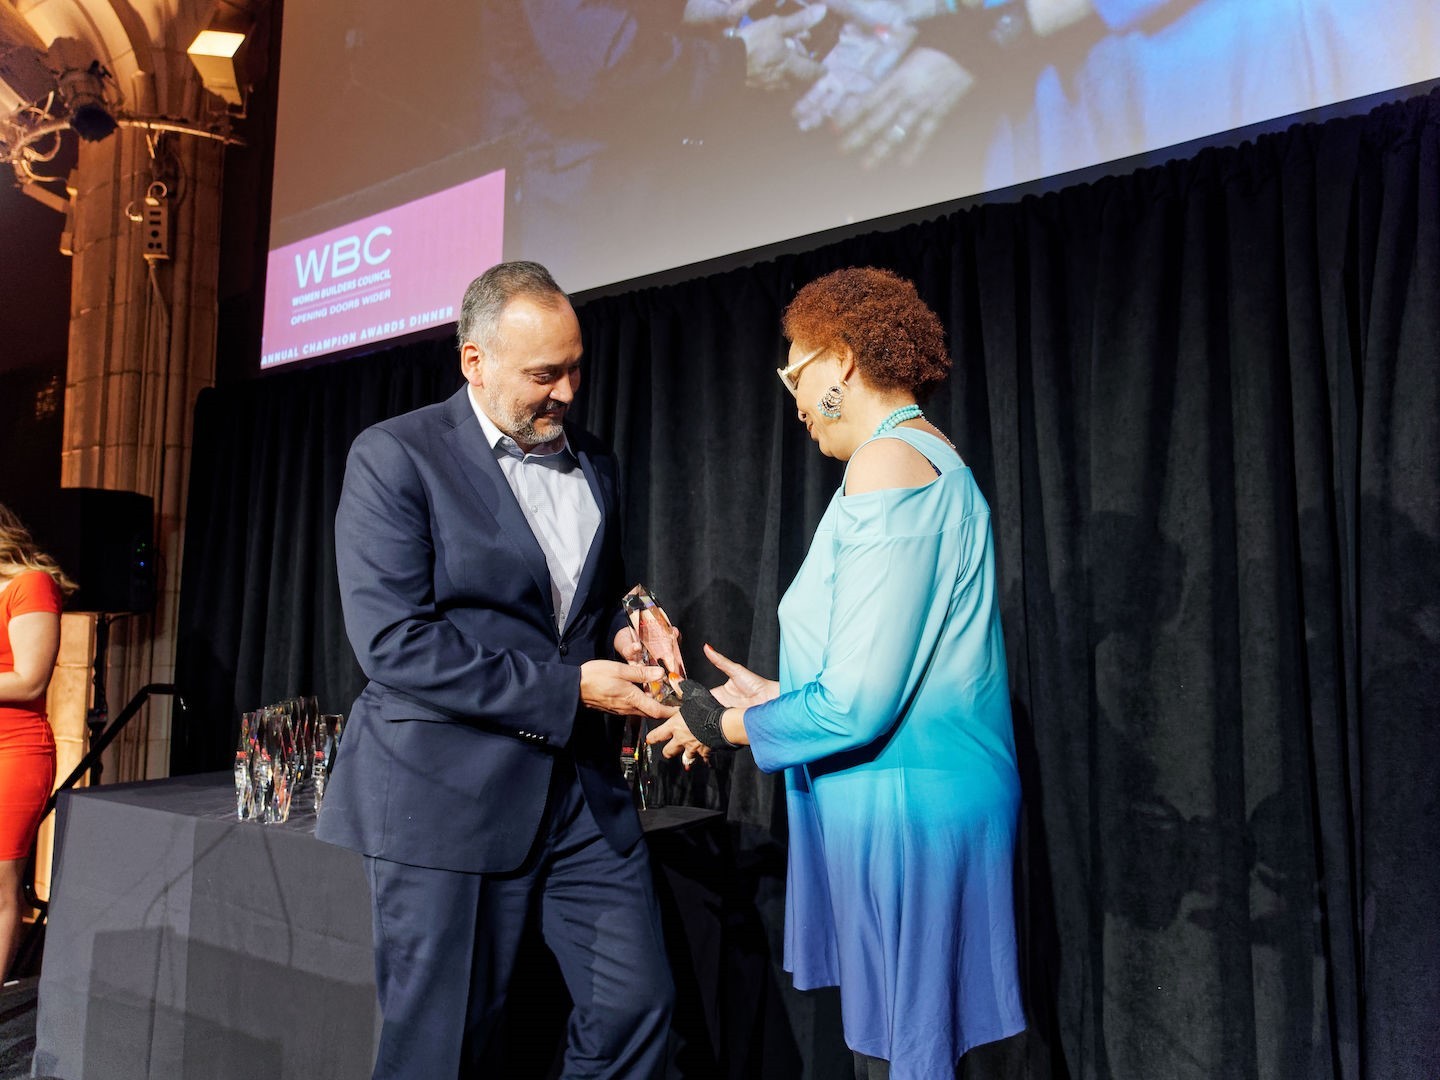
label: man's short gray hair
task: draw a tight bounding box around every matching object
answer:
[457,261,567,353]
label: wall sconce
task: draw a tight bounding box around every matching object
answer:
[186,19,248,107]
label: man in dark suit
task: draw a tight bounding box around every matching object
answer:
[317,261,677,1078]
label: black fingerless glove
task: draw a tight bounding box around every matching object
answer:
[678,679,739,750]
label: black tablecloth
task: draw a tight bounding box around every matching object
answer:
[32,773,729,1080]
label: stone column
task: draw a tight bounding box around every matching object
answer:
[61,121,223,781]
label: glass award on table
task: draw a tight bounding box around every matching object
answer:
[313,714,344,815]
[235,697,347,823]
[235,711,257,820]
[620,584,686,809]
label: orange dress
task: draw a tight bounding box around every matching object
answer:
[0,571,61,860]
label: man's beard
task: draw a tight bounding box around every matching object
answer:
[489,392,565,448]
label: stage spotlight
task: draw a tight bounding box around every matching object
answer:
[187,18,248,107]
[58,61,117,142]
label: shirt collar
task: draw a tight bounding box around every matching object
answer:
[468,385,575,462]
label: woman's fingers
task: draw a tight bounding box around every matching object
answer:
[703,642,741,674]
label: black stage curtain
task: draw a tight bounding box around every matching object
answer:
[175,89,1439,1079]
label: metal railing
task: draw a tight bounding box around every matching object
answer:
[14,684,184,977]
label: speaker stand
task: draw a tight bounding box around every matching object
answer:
[85,614,113,787]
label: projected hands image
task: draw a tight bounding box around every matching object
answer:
[698,0,1440,174]
[266,0,1440,367]
[694,1,1001,170]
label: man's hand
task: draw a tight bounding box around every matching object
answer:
[614,626,644,663]
[739,5,828,90]
[580,660,678,720]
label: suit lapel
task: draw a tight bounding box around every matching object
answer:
[440,388,556,626]
[570,439,612,625]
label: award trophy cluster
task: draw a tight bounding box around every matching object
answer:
[235,697,344,822]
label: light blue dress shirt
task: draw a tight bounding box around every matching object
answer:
[469,389,600,634]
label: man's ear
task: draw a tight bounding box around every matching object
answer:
[460,340,484,386]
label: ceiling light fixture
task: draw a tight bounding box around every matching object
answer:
[186,19,248,107]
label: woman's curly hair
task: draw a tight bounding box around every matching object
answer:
[782,267,950,400]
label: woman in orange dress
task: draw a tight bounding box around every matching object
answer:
[0,503,74,979]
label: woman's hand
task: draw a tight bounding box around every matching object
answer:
[646,714,712,764]
[835,46,973,167]
[646,649,775,765]
[703,643,779,709]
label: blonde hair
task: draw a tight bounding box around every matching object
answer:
[0,503,78,597]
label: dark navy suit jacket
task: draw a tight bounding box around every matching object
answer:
[316,386,638,873]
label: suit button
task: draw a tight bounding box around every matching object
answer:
[559,644,568,656]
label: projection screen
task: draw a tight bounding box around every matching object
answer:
[261,0,1440,368]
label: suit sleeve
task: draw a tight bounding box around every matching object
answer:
[335,425,582,746]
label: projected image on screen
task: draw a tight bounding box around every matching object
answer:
[261,171,503,368]
[265,0,1440,367]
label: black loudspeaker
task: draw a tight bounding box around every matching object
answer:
[19,488,156,614]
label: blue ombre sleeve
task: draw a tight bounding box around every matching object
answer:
[746,497,972,773]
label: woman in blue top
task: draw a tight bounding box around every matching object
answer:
[650,266,1025,1079]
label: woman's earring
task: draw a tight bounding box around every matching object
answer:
[817,382,845,421]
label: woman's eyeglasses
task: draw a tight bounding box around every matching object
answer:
[776,346,825,393]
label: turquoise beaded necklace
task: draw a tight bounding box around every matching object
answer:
[873,403,923,435]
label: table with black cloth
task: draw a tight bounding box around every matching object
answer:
[31,772,738,1080]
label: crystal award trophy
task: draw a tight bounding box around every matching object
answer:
[622,585,686,704]
[620,585,686,809]
[235,697,347,822]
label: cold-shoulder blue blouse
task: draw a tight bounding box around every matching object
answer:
[745,427,1025,1078]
